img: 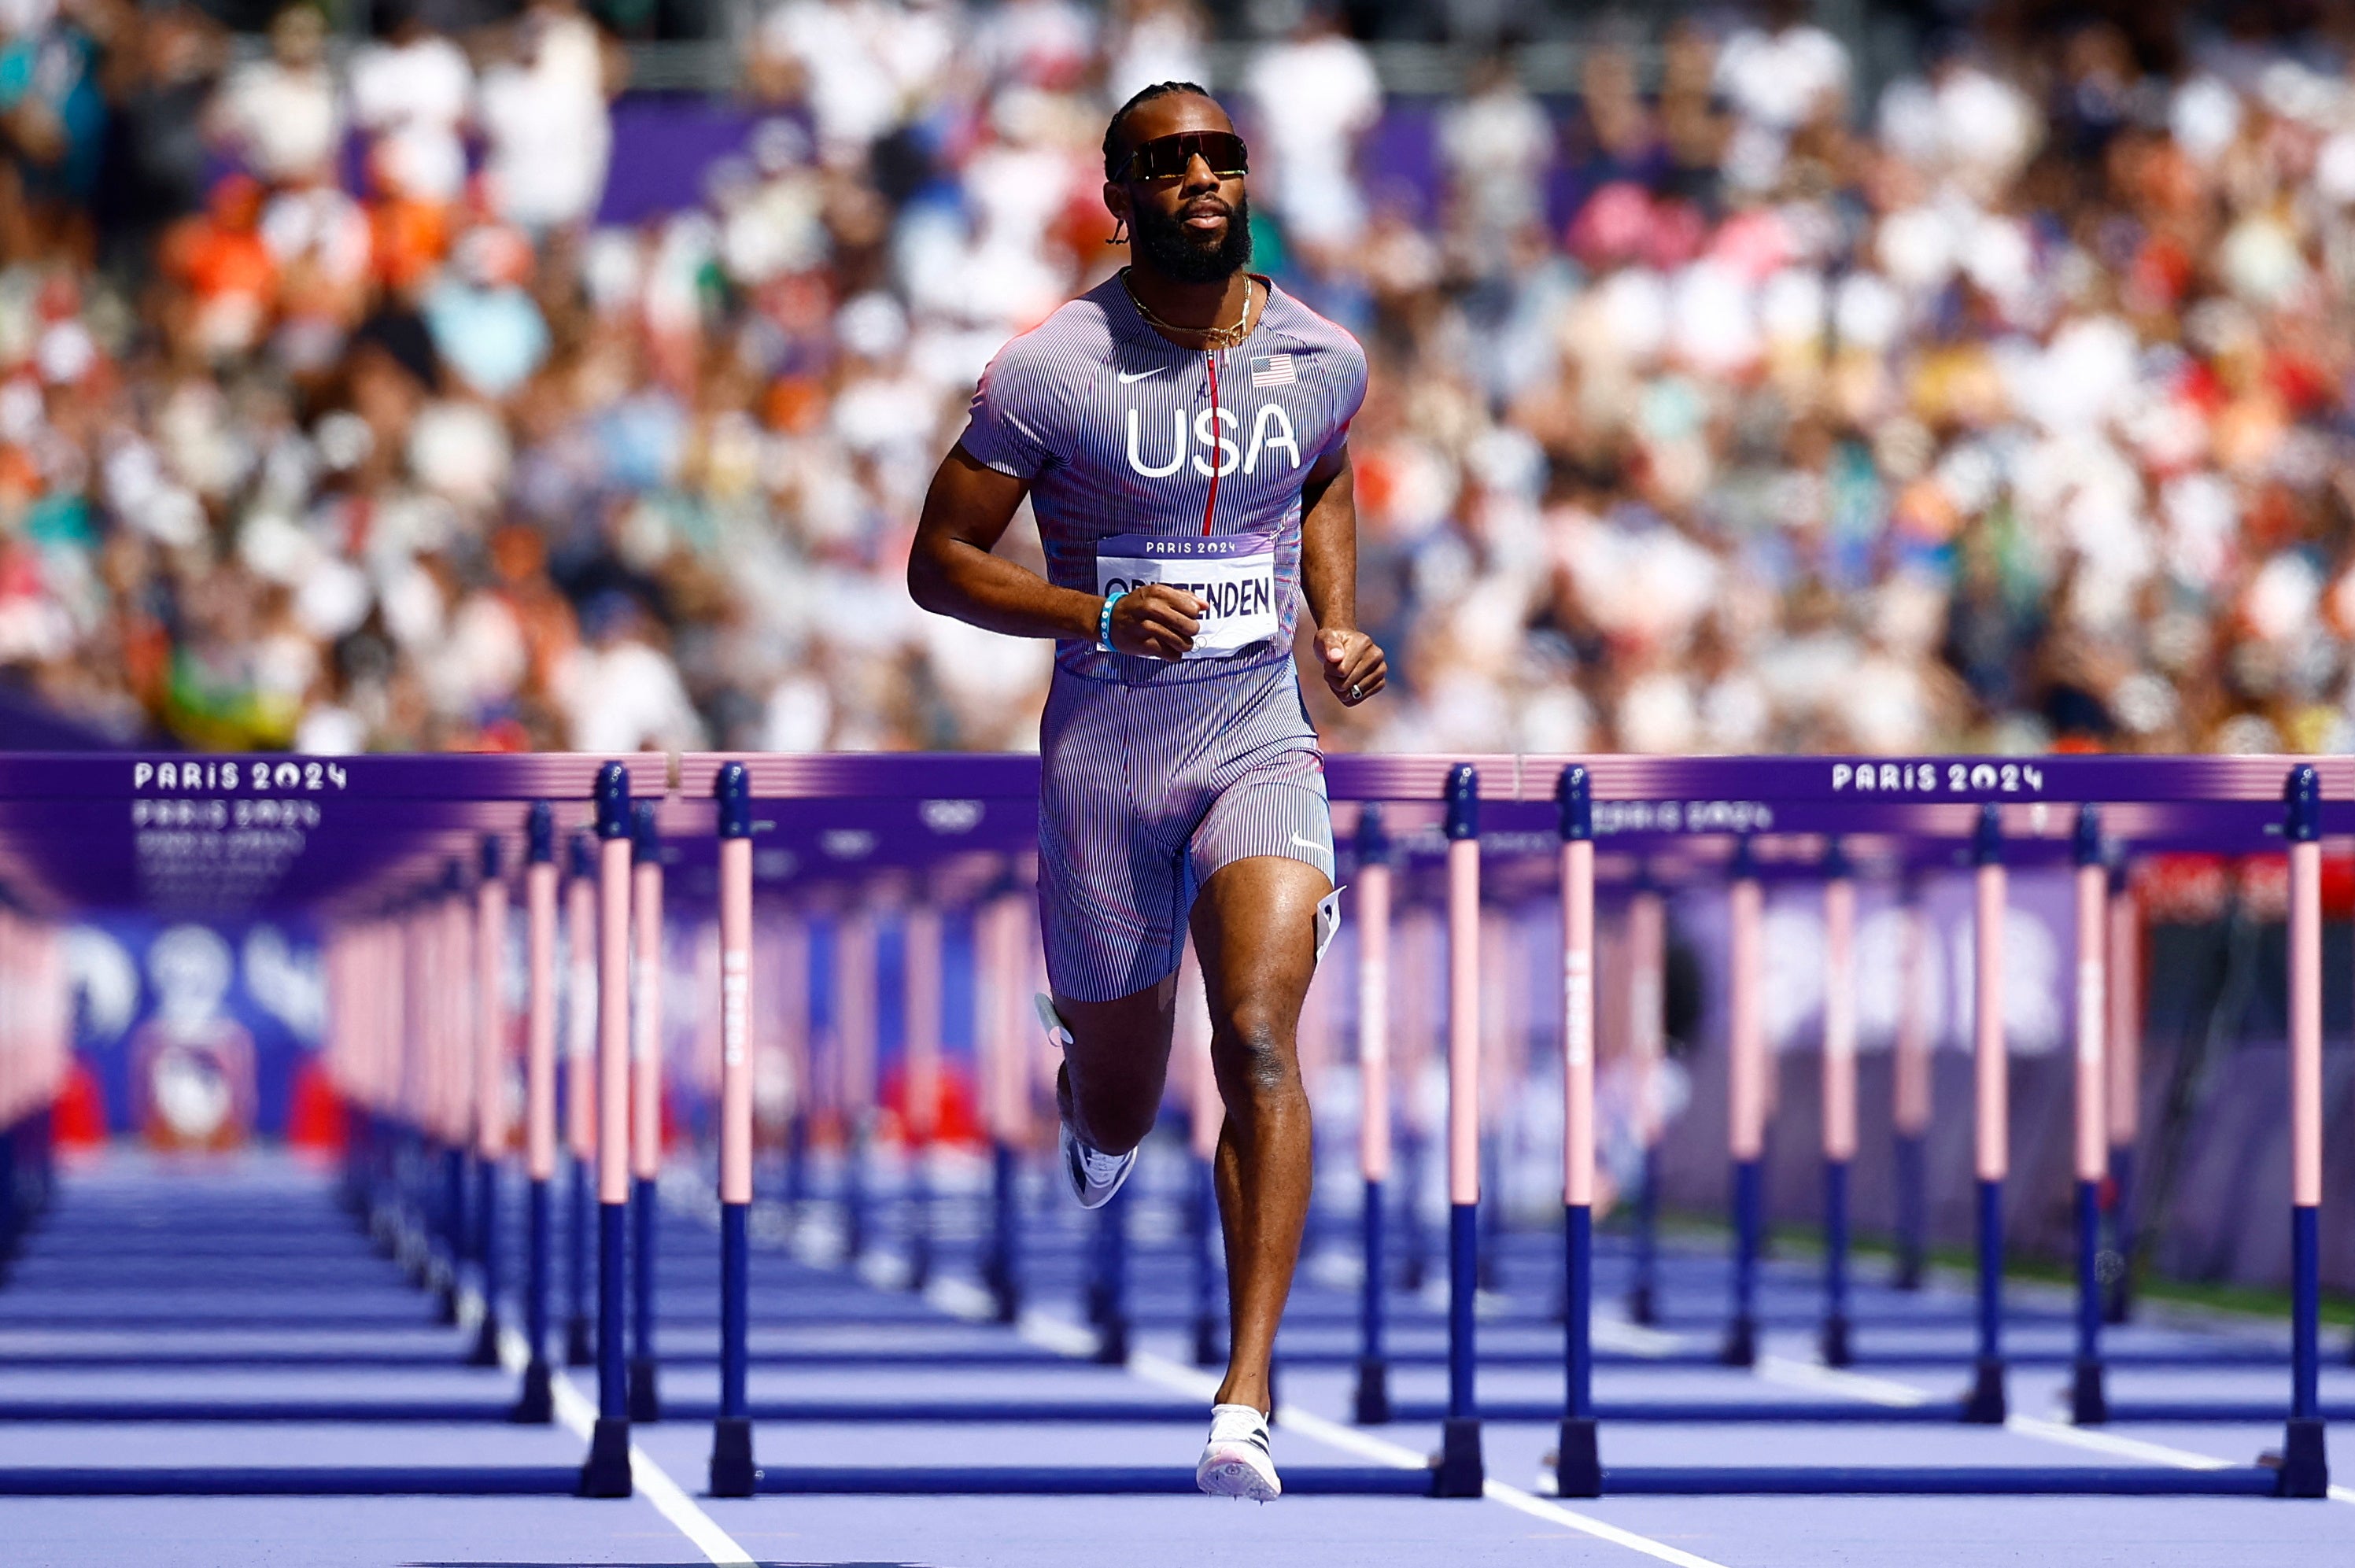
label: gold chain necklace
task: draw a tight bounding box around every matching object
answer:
[1120,269,1254,349]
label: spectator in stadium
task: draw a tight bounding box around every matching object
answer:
[0,1,2349,769]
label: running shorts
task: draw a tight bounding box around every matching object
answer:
[1037,654,1333,1002]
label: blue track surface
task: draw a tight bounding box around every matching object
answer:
[0,1149,2347,1566]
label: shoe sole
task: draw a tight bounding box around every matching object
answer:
[1197,1453,1280,1501]
[1061,1125,1136,1210]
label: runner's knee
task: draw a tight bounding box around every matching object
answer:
[1212,1004,1297,1100]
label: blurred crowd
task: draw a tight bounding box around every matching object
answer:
[0,0,2352,757]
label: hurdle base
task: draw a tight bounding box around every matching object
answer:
[563,1315,593,1367]
[579,1418,633,1497]
[1553,1418,1600,1499]
[467,1311,503,1368]
[2069,1358,2107,1426]
[2276,1418,2328,1497]
[1626,1284,1656,1326]
[987,1273,1021,1325]
[1352,1358,1391,1426]
[1190,1312,1221,1369]
[1962,1357,2007,1423]
[1820,1315,1851,1368]
[1093,1319,1130,1367]
[1434,1417,1483,1497]
[433,1277,460,1325]
[628,1357,663,1422]
[511,1360,553,1425]
[1719,1315,1756,1368]
[708,1417,758,1498]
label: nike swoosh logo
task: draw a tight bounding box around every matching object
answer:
[1291,833,1329,855]
[1117,367,1165,383]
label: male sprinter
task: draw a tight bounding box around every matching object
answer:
[907,82,1382,1500]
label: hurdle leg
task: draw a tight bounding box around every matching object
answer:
[1435,765,1484,1497]
[710,765,759,1496]
[906,1152,933,1293]
[626,806,666,1423]
[566,1157,593,1364]
[2069,813,2109,1426]
[2279,769,2328,1496]
[1721,846,1763,1369]
[1822,1160,1851,1367]
[987,1138,1021,1323]
[1628,1143,1659,1324]
[1892,880,1932,1292]
[438,1145,465,1324]
[581,764,635,1498]
[2103,860,2140,1327]
[1724,1157,1760,1367]
[471,844,512,1367]
[1353,818,1393,1422]
[1477,1140,1504,1292]
[844,1116,870,1265]
[1821,854,1857,1368]
[1962,805,2008,1425]
[1626,881,1664,1326]
[1555,770,1601,1499]
[1093,1186,1130,1364]
[1354,1175,1389,1422]
[629,1175,661,1421]
[1399,1126,1428,1293]
[471,1159,503,1365]
[563,836,599,1368]
[1193,1154,1222,1368]
[2104,1145,2135,1325]
[1892,1131,1926,1291]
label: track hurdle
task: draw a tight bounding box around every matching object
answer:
[666,752,1447,1496]
[1530,755,2331,1496]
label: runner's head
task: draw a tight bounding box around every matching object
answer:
[1102,83,1253,286]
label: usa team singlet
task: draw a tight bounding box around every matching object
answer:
[958,272,1370,1002]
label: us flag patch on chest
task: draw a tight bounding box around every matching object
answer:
[1249,353,1296,387]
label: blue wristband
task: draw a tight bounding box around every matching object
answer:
[1097,588,1127,654]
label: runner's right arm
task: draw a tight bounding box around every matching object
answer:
[909,444,1205,660]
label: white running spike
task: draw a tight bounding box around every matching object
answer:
[1197,1403,1281,1500]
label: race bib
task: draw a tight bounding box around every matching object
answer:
[1095,533,1279,659]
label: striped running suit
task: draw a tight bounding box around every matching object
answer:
[957,272,1370,1002]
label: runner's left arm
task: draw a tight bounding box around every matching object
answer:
[1298,446,1385,707]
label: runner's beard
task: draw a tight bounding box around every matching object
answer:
[1132,191,1253,284]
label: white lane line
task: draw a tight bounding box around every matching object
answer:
[1749,1332,2355,1507]
[1114,1345,1729,1568]
[2001,1415,2232,1470]
[1753,1355,1935,1408]
[492,1319,756,1566]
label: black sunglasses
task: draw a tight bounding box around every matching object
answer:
[1116,130,1249,183]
